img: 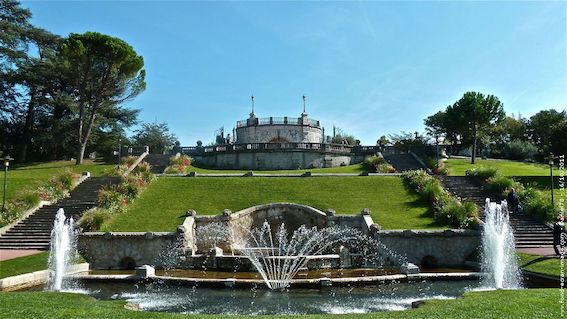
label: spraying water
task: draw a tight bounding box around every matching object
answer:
[481,199,522,289]
[46,208,78,291]
[237,222,405,290]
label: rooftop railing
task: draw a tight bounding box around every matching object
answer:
[235,117,319,128]
[179,143,383,156]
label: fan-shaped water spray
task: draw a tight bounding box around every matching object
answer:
[481,199,521,289]
[206,221,407,290]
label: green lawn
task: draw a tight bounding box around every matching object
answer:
[107,176,440,231]
[0,252,49,279]
[518,252,563,277]
[184,163,366,174]
[444,158,559,176]
[0,289,559,319]
[0,160,114,202]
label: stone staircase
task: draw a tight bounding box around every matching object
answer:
[437,176,497,208]
[383,153,425,172]
[143,154,170,174]
[438,175,554,249]
[0,176,119,250]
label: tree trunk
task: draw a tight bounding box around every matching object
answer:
[76,111,97,165]
[17,90,36,163]
[471,129,477,164]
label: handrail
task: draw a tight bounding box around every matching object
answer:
[235,116,320,128]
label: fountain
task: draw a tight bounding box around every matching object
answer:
[481,199,522,289]
[217,221,405,289]
[46,208,78,291]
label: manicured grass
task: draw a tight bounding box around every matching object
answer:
[107,176,441,231]
[444,158,559,176]
[0,252,49,279]
[0,289,559,318]
[0,160,114,202]
[185,163,366,174]
[518,252,563,277]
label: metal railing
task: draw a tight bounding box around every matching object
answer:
[235,117,319,128]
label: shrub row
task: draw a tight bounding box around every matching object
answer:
[79,161,155,232]
[362,156,396,173]
[0,169,80,227]
[467,166,558,223]
[164,155,192,174]
[402,170,479,229]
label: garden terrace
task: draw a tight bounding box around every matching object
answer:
[105,176,441,232]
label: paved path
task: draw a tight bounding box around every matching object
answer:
[517,246,559,258]
[0,249,43,261]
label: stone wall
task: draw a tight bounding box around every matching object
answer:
[78,205,481,270]
[236,124,323,144]
[194,151,361,170]
[373,229,480,268]
[79,232,181,269]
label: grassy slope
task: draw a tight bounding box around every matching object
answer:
[518,252,563,277]
[107,176,440,231]
[444,158,559,176]
[0,289,559,319]
[185,163,366,174]
[0,252,49,279]
[0,160,114,202]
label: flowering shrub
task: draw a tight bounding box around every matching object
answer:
[0,169,80,227]
[402,170,479,228]
[84,162,156,231]
[78,208,113,232]
[165,155,192,174]
[468,167,558,223]
[363,156,396,173]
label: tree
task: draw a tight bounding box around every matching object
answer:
[425,92,504,163]
[58,32,146,164]
[528,109,567,158]
[0,0,60,161]
[132,122,178,154]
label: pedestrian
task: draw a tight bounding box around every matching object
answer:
[553,216,565,256]
[507,188,521,214]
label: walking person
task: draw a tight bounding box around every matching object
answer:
[507,188,522,214]
[553,216,565,256]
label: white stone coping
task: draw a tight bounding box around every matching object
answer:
[0,263,89,291]
[69,271,482,287]
[376,229,481,237]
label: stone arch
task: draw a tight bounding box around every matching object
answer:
[420,255,438,269]
[119,256,137,269]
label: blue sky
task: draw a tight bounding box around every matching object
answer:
[24,1,566,145]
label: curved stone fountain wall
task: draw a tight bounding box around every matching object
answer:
[78,203,481,269]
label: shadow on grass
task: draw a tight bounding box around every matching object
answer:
[514,176,560,190]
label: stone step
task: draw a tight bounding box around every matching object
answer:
[0,238,51,243]
[0,245,48,250]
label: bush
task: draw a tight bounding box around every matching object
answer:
[506,139,537,160]
[402,170,478,228]
[467,167,498,180]
[78,209,113,232]
[165,155,192,174]
[486,175,517,196]
[52,169,78,190]
[97,186,126,210]
[519,187,557,223]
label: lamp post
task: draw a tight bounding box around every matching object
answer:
[434,133,440,168]
[2,155,14,213]
[549,152,555,209]
[117,136,122,169]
